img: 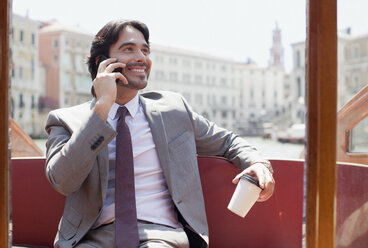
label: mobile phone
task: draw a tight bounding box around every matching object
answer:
[97,55,123,84]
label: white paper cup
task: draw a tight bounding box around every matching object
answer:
[227,174,262,218]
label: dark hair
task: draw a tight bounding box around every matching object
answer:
[87,20,150,97]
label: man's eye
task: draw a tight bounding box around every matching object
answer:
[142,49,150,55]
[123,47,133,51]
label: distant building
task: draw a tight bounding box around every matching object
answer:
[146,44,239,130]
[146,23,289,135]
[236,63,288,135]
[289,29,368,124]
[289,41,306,125]
[12,16,292,137]
[38,21,93,109]
[341,33,368,107]
[11,14,43,137]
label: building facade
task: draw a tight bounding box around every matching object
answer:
[12,16,292,137]
[11,14,43,137]
[38,21,93,110]
[146,44,240,130]
[289,30,368,125]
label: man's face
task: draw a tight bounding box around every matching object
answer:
[109,26,152,90]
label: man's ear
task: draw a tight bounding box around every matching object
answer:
[95,56,100,66]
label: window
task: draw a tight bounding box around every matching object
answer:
[353,45,360,59]
[182,74,191,83]
[19,66,23,79]
[195,75,202,84]
[182,59,190,67]
[221,96,227,105]
[31,33,35,46]
[31,95,35,109]
[11,98,14,118]
[297,77,302,97]
[169,72,178,81]
[348,116,368,153]
[31,59,35,79]
[353,75,360,93]
[169,57,177,65]
[53,38,59,48]
[195,61,202,68]
[19,94,24,108]
[19,30,24,42]
[11,63,15,78]
[195,94,203,104]
[212,77,216,85]
[296,50,301,67]
[155,71,164,80]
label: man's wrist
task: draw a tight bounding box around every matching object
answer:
[251,161,274,174]
[94,96,114,122]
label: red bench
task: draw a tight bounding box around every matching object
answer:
[11,157,304,247]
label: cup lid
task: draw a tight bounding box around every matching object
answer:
[241,174,261,188]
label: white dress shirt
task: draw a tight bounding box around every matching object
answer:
[93,94,181,229]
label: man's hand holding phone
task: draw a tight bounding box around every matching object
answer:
[93,57,127,121]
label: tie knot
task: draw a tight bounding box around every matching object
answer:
[116,106,129,120]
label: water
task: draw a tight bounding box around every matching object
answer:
[243,136,304,160]
[34,137,304,160]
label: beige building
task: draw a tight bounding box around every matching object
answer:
[146,44,239,130]
[11,14,43,136]
[236,62,288,135]
[290,30,368,124]
[38,21,93,109]
[146,24,289,135]
[12,16,291,137]
[342,32,368,105]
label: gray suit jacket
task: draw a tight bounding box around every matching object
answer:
[45,91,265,248]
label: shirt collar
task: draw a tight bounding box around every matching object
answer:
[108,94,140,120]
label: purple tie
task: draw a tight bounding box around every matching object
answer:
[115,106,139,248]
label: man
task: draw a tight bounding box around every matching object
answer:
[45,20,275,248]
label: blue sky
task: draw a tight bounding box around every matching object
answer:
[13,0,368,72]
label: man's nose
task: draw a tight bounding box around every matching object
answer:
[135,50,146,63]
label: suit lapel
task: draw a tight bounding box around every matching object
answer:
[139,95,171,183]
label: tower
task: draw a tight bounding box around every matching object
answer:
[269,22,284,68]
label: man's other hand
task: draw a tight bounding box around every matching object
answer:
[232,162,275,202]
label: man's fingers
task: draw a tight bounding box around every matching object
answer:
[257,174,275,202]
[232,173,242,184]
[114,73,128,85]
[232,167,252,184]
[97,57,117,73]
[106,62,126,73]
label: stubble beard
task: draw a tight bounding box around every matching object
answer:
[117,76,148,90]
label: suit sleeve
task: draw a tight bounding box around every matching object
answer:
[45,109,116,196]
[180,96,268,170]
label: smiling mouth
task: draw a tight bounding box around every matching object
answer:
[128,67,146,73]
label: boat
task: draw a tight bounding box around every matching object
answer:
[277,124,305,144]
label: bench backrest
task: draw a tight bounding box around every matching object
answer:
[11,157,304,247]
